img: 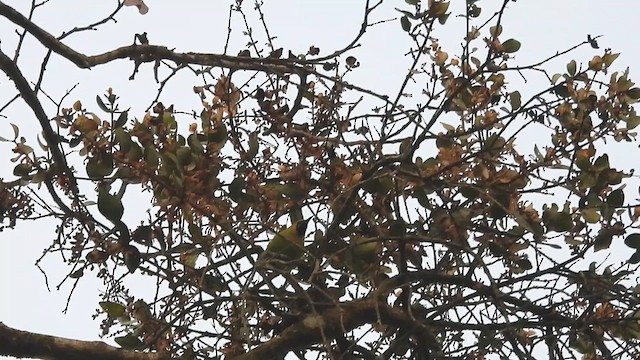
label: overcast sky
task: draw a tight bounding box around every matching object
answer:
[1,0,639,355]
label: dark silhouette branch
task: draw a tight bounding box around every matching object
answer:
[0,322,168,360]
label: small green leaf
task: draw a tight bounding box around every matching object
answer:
[543,205,573,233]
[99,301,127,318]
[114,111,128,128]
[626,116,640,129]
[114,334,142,349]
[490,25,502,37]
[144,146,160,167]
[581,208,600,224]
[602,53,620,68]
[593,154,610,172]
[626,88,640,100]
[625,234,640,249]
[567,60,577,76]
[509,91,521,110]
[69,268,84,278]
[187,133,205,154]
[607,188,625,208]
[246,132,259,159]
[554,85,570,98]
[31,170,46,184]
[400,16,411,32]
[593,228,613,252]
[629,250,640,264]
[229,178,247,202]
[428,1,449,17]
[123,245,141,273]
[13,163,31,177]
[438,13,450,24]
[132,225,153,245]
[86,155,114,178]
[96,95,110,112]
[10,123,19,140]
[502,39,521,53]
[467,4,480,18]
[395,8,417,19]
[181,248,200,268]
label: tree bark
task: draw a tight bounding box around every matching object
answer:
[0,322,168,360]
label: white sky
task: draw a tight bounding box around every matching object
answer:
[1,0,639,356]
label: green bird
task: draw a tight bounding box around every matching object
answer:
[262,219,309,263]
[347,235,381,276]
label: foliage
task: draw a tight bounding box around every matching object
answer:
[2,0,640,359]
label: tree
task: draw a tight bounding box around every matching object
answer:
[1,0,640,359]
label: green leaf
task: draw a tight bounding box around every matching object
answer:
[279,183,307,199]
[626,116,640,130]
[201,274,227,292]
[10,123,19,140]
[176,146,193,166]
[114,128,132,151]
[593,228,613,252]
[13,163,31,177]
[123,245,141,273]
[438,13,450,24]
[181,248,200,268]
[98,188,124,222]
[543,205,573,232]
[395,8,416,19]
[629,250,640,264]
[246,132,259,159]
[188,222,203,241]
[607,188,625,209]
[581,208,600,224]
[554,85,570,98]
[490,25,502,37]
[593,154,610,172]
[86,155,114,178]
[567,60,577,76]
[626,88,640,100]
[483,134,505,156]
[502,39,521,53]
[509,91,521,110]
[187,133,205,154]
[405,0,419,4]
[31,170,46,184]
[602,53,620,68]
[99,301,127,318]
[229,178,247,202]
[96,95,109,112]
[125,143,143,162]
[115,334,142,349]
[114,111,128,128]
[467,4,480,18]
[132,225,153,244]
[400,16,411,32]
[69,268,84,278]
[459,185,479,200]
[144,146,160,167]
[429,1,449,17]
[412,187,432,208]
[625,234,640,249]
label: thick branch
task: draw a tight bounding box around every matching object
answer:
[232,298,439,360]
[0,48,79,217]
[0,322,168,360]
[235,270,597,359]
[0,1,308,75]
